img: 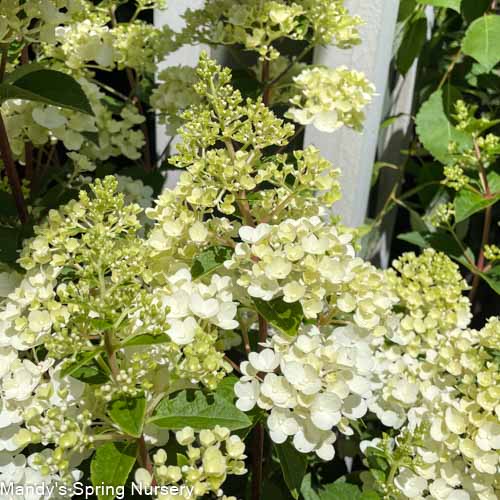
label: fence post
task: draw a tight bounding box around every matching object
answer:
[303,0,399,228]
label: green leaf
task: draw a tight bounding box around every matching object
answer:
[90,442,137,500]
[150,389,252,431]
[481,266,500,295]
[398,0,417,22]
[301,474,321,500]
[487,170,500,193]
[454,190,499,223]
[0,67,93,115]
[253,297,303,337]
[122,333,169,347]
[275,441,308,499]
[108,393,146,438]
[69,360,109,385]
[319,482,363,500]
[416,0,461,12]
[463,15,500,72]
[60,349,104,378]
[213,375,239,402]
[191,246,233,280]
[361,492,382,500]
[415,89,472,164]
[396,17,428,75]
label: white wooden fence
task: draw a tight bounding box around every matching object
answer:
[155,1,417,251]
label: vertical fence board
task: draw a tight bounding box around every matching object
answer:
[154,1,205,188]
[303,0,399,228]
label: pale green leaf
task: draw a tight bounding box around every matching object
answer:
[108,394,146,438]
[319,482,363,500]
[301,474,321,500]
[415,89,472,164]
[122,333,169,347]
[454,189,499,223]
[463,15,500,71]
[150,390,252,431]
[90,442,137,500]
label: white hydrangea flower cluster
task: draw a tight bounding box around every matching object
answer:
[47,18,164,74]
[153,268,238,389]
[2,79,145,161]
[363,251,500,499]
[0,0,74,44]
[225,217,397,323]
[181,0,362,61]
[151,66,201,135]
[287,66,375,132]
[0,450,81,500]
[116,175,154,210]
[235,323,378,460]
[135,426,246,500]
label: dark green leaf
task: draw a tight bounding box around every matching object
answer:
[398,0,417,22]
[415,89,472,164]
[60,349,104,378]
[275,440,307,499]
[70,360,109,385]
[416,0,461,12]
[191,246,234,280]
[397,17,428,75]
[91,442,137,500]
[108,394,146,438]
[0,67,93,115]
[0,192,18,217]
[454,190,499,223]
[463,15,500,71]
[462,0,490,22]
[482,266,500,295]
[150,389,252,431]
[0,227,21,264]
[253,297,303,337]
[122,333,169,347]
[3,63,46,84]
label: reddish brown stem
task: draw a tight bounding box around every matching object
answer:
[21,46,34,182]
[469,141,492,306]
[469,205,492,305]
[0,113,29,223]
[251,423,265,500]
[258,315,268,350]
[137,435,157,486]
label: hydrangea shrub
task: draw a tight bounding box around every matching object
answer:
[0,1,498,500]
